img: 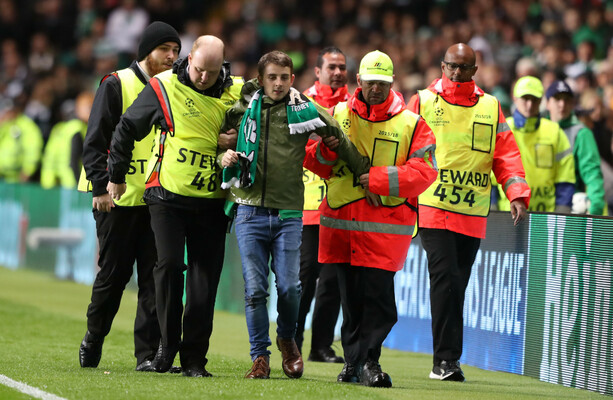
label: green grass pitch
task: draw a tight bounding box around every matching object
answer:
[0,266,601,399]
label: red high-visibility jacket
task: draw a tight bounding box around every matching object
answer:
[304,88,437,271]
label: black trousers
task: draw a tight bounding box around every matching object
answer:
[148,202,227,369]
[86,206,159,365]
[419,228,481,365]
[334,263,397,365]
[295,225,341,352]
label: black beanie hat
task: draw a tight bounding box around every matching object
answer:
[137,21,181,61]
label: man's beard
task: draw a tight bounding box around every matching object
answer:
[145,56,167,76]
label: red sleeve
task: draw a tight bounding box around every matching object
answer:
[491,105,530,207]
[303,138,338,179]
[406,93,420,113]
[368,117,438,198]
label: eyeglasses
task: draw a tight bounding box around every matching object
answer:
[442,60,475,71]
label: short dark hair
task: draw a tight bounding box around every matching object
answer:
[316,46,344,68]
[257,51,293,76]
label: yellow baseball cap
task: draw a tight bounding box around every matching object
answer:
[513,76,544,98]
[358,50,394,83]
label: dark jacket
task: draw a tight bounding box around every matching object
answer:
[82,60,146,197]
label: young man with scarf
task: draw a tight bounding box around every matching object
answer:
[407,43,530,382]
[305,50,438,387]
[219,50,369,380]
[295,46,349,363]
[493,76,575,213]
[106,35,243,378]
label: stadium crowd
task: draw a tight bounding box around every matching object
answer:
[2,0,613,210]
[0,0,612,193]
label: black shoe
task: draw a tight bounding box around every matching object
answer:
[79,331,104,368]
[361,360,392,388]
[337,362,360,383]
[429,360,465,382]
[308,347,345,363]
[168,366,182,374]
[151,343,179,373]
[182,365,212,377]
[135,360,155,372]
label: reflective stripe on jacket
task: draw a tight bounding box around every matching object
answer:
[311,89,437,271]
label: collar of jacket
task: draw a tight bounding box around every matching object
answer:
[311,81,349,108]
[512,108,541,132]
[557,113,580,129]
[429,74,484,106]
[173,58,233,98]
[129,60,149,85]
[347,87,405,122]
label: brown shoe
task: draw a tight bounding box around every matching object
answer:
[276,336,304,378]
[245,355,270,379]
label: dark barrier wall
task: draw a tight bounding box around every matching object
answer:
[385,211,613,396]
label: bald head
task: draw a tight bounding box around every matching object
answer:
[441,43,477,83]
[191,35,225,56]
[188,35,225,91]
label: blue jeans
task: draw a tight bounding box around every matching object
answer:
[234,205,303,360]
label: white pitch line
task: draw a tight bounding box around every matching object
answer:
[0,374,68,400]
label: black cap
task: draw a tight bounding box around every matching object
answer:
[137,21,181,61]
[546,80,573,99]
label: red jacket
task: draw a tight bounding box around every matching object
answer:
[305,88,437,271]
[407,75,530,239]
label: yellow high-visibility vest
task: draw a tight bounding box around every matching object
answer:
[326,102,417,208]
[77,68,155,207]
[145,72,242,198]
[418,89,499,217]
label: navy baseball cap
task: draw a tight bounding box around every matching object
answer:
[546,80,573,99]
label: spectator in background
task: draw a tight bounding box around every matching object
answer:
[0,0,26,50]
[24,74,55,142]
[478,64,512,116]
[105,0,149,68]
[515,57,540,79]
[546,80,606,214]
[295,46,348,364]
[28,32,55,75]
[496,76,575,213]
[1,39,28,103]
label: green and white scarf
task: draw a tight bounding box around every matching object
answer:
[221,87,325,189]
